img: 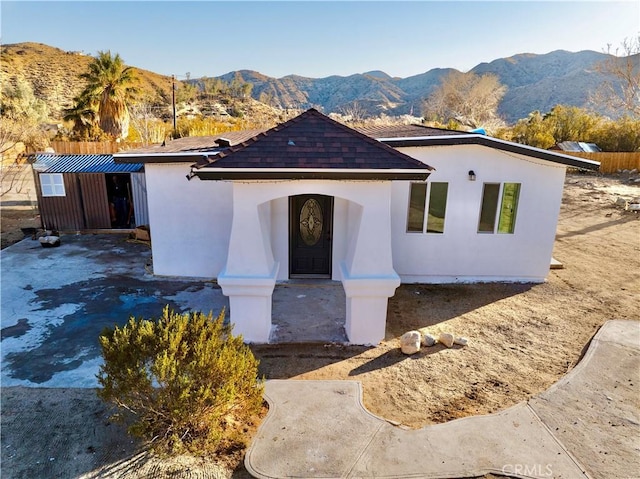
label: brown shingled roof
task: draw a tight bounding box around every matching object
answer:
[354,124,467,139]
[191,109,433,180]
[114,129,267,163]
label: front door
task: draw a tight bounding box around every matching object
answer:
[290,195,333,278]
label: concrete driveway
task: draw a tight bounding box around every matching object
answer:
[1,234,229,388]
[1,233,348,388]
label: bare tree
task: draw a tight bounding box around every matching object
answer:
[423,71,507,131]
[338,101,369,124]
[129,101,169,145]
[590,35,640,118]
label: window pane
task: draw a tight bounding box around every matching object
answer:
[41,183,54,196]
[478,183,500,232]
[40,174,66,197]
[498,183,521,234]
[407,183,426,232]
[426,182,448,233]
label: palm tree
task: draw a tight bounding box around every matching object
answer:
[79,51,138,139]
[63,92,99,139]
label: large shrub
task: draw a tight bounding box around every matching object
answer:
[97,306,264,456]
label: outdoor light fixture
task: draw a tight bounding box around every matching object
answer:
[468,170,476,181]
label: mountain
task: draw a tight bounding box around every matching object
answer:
[216,50,620,123]
[1,42,627,125]
[470,50,614,122]
[0,42,181,120]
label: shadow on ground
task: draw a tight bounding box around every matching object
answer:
[386,283,534,339]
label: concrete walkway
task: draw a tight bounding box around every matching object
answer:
[245,320,639,479]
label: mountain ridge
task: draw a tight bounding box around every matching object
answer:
[1,42,624,125]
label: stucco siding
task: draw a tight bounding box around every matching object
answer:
[145,163,232,278]
[391,144,566,283]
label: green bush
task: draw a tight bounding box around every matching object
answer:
[97,306,264,456]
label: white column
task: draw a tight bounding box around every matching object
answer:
[342,269,400,345]
[340,183,400,345]
[218,185,277,343]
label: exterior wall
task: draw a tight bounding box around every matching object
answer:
[36,172,85,231]
[144,163,232,278]
[391,144,566,283]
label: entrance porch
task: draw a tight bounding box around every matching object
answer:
[217,180,401,345]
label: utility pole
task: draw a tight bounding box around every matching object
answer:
[172,75,177,136]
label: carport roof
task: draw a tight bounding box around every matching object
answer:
[35,154,143,173]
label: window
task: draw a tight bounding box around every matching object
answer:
[40,173,65,197]
[478,182,521,234]
[407,182,448,234]
[497,183,521,234]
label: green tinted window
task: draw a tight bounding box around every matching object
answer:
[497,183,521,234]
[426,182,448,234]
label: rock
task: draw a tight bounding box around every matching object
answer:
[39,235,60,248]
[454,337,469,346]
[629,203,640,211]
[438,332,455,348]
[400,331,421,355]
[422,333,436,347]
[615,197,628,209]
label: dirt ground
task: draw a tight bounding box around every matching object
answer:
[1,172,639,478]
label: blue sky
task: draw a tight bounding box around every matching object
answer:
[1,1,638,80]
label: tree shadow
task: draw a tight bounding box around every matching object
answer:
[348,343,455,376]
[250,342,371,379]
[386,282,535,339]
[556,214,637,239]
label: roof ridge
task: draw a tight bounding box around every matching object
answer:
[194,108,431,170]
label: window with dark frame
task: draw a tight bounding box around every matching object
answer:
[478,182,521,234]
[407,182,448,234]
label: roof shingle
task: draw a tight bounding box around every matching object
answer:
[194,109,432,172]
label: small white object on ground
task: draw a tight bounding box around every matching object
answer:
[400,331,421,355]
[438,333,455,348]
[454,337,469,346]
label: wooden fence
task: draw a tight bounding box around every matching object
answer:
[48,141,146,155]
[561,152,640,174]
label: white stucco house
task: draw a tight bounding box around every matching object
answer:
[115,109,599,345]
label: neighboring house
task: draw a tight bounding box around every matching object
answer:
[551,141,602,153]
[115,109,599,344]
[33,154,148,231]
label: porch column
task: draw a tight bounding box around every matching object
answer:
[218,185,278,343]
[341,184,400,345]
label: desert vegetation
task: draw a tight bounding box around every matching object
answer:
[97,306,265,457]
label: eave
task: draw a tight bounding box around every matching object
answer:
[114,153,216,164]
[380,135,601,171]
[192,168,432,181]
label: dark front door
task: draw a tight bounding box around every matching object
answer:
[290,195,333,278]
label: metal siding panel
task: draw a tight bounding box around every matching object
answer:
[130,172,149,226]
[65,174,85,230]
[39,174,84,230]
[79,174,111,228]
